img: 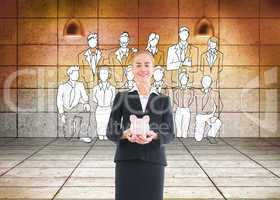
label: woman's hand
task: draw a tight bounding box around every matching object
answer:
[134,131,158,145]
[134,134,148,144]
[122,129,158,144]
[146,130,158,141]
[122,128,135,143]
[122,129,142,143]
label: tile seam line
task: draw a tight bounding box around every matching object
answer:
[0,138,57,177]
[220,138,280,179]
[179,138,227,200]
[51,138,98,200]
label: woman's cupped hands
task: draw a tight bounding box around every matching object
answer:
[122,128,158,144]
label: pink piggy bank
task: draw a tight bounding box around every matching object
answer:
[129,115,150,135]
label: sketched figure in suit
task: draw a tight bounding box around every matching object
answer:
[167,26,199,86]
[146,33,164,65]
[78,33,104,89]
[173,70,195,138]
[152,66,167,94]
[57,65,92,143]
[194,75,223,144]
[92,67,116,140]
[200,36,224,89]
[122,65,136,90]
[109,32,137,87]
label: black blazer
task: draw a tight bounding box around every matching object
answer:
[106,89,175,166]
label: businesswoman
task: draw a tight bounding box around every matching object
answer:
[106,50,175,200]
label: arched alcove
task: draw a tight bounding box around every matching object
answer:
[195,17,214,37]
[63,18,85,37]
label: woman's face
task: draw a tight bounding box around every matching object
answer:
[132,53,154,84]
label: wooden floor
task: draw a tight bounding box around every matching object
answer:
[0,137,280,199]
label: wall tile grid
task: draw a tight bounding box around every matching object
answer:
[0,0,278,137]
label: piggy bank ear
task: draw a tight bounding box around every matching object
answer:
[143,115,150,123]
[130,115,137,122]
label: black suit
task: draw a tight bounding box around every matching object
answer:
[106,89,175,200]
[106,89,175,166]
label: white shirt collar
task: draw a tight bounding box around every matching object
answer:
[147,46,158,55]
[84,48,99,57]
[208,48,217,55]
[128,84,159,96]
[202,87,212,94]
[179,84,191,89]
[116,47,129,57]
[67,80,76,88]
[98,81,109,90]
[178,41,188,50]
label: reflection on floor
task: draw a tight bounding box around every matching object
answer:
[0,137,280,199]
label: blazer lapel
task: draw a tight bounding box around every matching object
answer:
[174,44,181,62]
[127,91,143,115]
[206,50,218,67]
[206,52,211,66]
[185,44,191,58]
[143,93,157,114]
[127,91,157,115]
[96,49,102,64]
[84,48,92,66]
[115,49,123,65]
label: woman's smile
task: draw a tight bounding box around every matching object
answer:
[132,52,154,84]
[136,71,150,79]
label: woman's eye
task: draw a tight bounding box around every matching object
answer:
[145,65,149,67]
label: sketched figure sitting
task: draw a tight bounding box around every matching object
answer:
[57,65,92,143]
[194,75,223,144]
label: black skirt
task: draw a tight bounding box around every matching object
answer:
[115,159,165,200]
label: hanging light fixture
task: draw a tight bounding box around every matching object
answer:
[194,0,214,37]
[63,0,85,37]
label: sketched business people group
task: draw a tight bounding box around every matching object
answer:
[57,26,224,144]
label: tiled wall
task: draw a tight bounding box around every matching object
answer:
[0,0,279,137]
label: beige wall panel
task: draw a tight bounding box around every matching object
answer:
[18,89,57,112]
[0,67,17,89]
[19,45,57,66]
[220,113,259,137]
[260,66,280,89]
[0,19,17,45]
[219,67,259,89]
[19,0,57,17]
[0,46,17,65]
[260,113,280,137]
[179,0,218,17]
[260,89,279,112]
[59,0,97,17]
[220,0,259,17]
[18,66,57,89]
[220,89,259,112]
[220,46,259,66]
[19,19,57,44]
[0,89,17,112]
[220,19,258,45]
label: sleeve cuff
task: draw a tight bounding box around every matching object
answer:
[155,132,164,148]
